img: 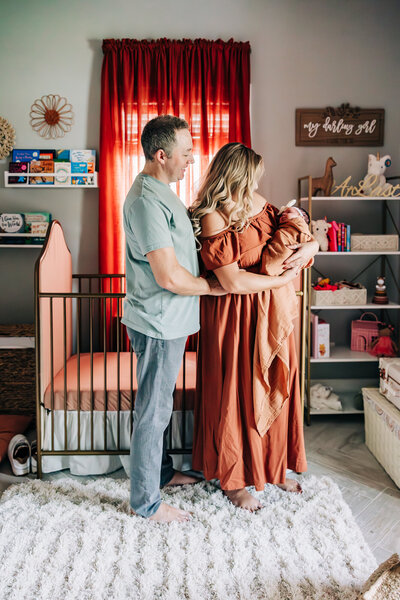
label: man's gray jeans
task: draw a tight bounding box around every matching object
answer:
[126,327,187,517]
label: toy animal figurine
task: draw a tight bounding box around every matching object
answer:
[311,157,337,196]
[310,383,342,411]
[311,219,331,251]
[361,153,393,196]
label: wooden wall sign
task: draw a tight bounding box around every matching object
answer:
[296,103,384,146]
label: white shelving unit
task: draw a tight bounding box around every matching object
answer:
[310,346,378,363]
[0,233,45,249]
[4,171,98,188]
[317,251,400,255]
[298,184,400,423]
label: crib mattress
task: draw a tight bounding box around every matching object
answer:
[43,351,196,412]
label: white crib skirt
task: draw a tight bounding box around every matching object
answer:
[41,407,194,476]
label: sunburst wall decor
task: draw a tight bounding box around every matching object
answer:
[0,116,16,159]
[30,94,74,139]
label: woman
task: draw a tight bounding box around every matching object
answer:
[191,143,318,511]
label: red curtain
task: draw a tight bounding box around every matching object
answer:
[99,38,251,277]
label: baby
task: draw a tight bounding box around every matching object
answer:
[260,201,314,277]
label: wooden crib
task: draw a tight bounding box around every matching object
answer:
[34,220,195,478]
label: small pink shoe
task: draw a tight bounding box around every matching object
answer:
[7,434,30,476]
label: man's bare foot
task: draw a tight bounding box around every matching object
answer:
[130,502,191,523]
[164,471,202,487]
[223,488,263,512]
[276,478,302,493]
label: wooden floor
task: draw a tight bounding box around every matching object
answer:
[1,415,399,563]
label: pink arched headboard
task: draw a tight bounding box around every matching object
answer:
[35,220,73,402]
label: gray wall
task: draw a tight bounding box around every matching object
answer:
[1,0,399,324]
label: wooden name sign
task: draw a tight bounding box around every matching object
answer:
[296,104,384,146]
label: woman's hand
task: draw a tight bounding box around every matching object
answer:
[277,266,300,285]
[207,273,228,296]
[282,240,319,270]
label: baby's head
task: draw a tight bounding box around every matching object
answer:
[280,206,310,224]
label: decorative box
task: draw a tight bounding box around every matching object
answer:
[351,234,399,252]
[311,285,367,306]
[379,357,400,411]
[351,312,380,352]
[362,387,400,488]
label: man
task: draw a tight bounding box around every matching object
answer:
[122,115,223,523]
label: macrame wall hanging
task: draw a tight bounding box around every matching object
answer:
[30,94,74,139]
[0,116,16,159]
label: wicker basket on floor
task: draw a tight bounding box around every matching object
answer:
[0,324,36,416]
[362,388,400,488]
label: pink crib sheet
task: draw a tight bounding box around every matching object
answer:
[43,351,196,412]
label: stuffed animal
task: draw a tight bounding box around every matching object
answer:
[361,153,393,196]
[369,324,398,357]
[310,383,342,411]
[311,219,331,252]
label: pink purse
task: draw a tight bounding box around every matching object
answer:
[351,312,381,352]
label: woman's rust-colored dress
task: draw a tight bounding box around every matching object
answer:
[192,203,308,491]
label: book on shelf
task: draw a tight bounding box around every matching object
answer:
[71,161,95,174]
[311,313,330,358]
[54,162,71,185]
[8,162,29,184]
[24,212,51,243]
[328,220,351,251]
[71,175,95,186]
[7,149,97,186]
[29,160,54,185]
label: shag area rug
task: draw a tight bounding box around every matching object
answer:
[0,475,376,600]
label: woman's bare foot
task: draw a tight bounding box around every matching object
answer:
[164,471,202,487]
[223,488,263,511]
[276,478,302,493]
[131,502,191,523]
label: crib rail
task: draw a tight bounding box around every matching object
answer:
[35,277,192,479]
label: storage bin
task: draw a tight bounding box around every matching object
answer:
[351,234,399,252]
[311,285,367,306]
[379,357,400,411]
[351,312,381,352]
[362,387,400,488]
[0,324,35,415]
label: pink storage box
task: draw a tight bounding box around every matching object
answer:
[351,312,380,352]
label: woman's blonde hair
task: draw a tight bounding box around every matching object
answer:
[191,143,264,240]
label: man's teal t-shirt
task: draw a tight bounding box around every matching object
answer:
[121,173,200,340]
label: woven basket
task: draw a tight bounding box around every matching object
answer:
[311,286,367,306]
[351,234,399,252]
[351,312,381,352]
[0,323,35,415]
